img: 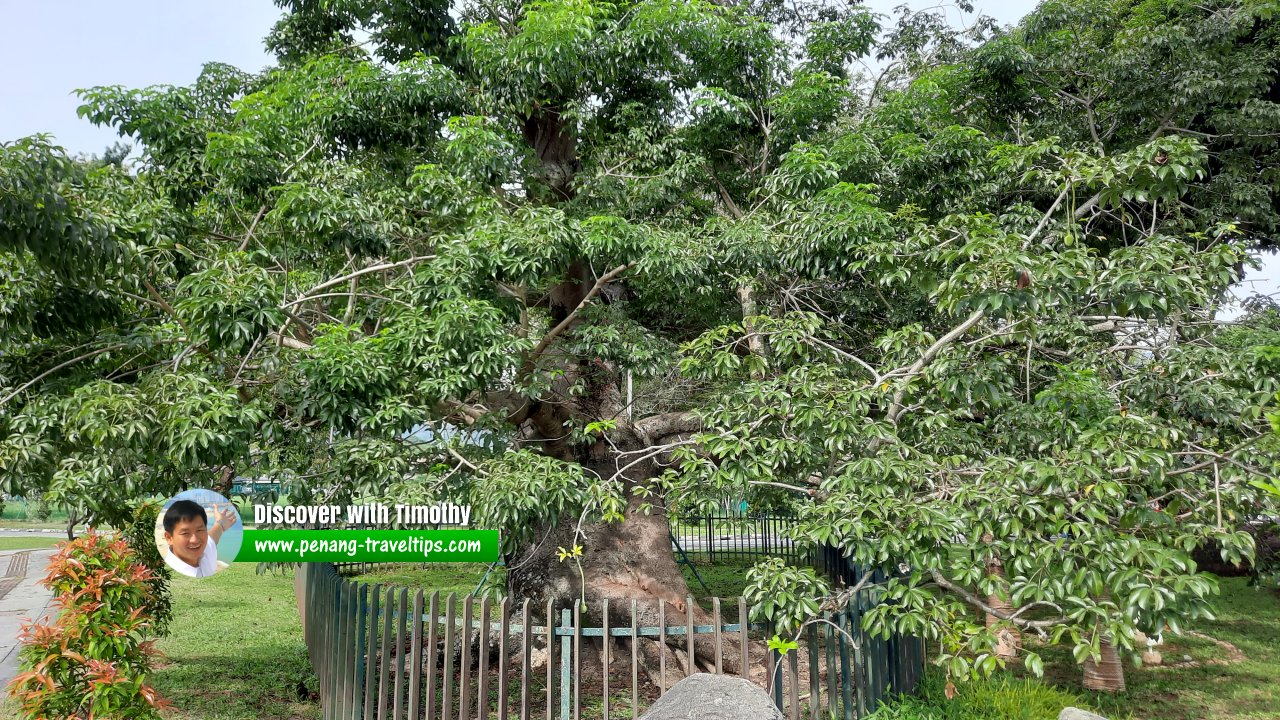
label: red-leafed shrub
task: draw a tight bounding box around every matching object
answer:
[6,529,170,719]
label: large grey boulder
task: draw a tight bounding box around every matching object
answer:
[1060,708,1109,720]
[639,674,785,720]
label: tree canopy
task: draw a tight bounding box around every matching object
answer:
[2,0,1279,688]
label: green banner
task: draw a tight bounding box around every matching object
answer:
[237,529,500,563]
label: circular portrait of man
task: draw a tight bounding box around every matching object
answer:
[153,489,243,578]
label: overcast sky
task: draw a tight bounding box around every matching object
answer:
[0,0,1274,311]
[0,0,1038,154]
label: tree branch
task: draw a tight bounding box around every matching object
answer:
[748,480,816,495]
[1170,439,1268,479]
[142,278,190,336]
[930,570,1066,629]
[290,255,435,306]
[1023,186,1070,249]
[236,137,323,253]
[713,172,745,220]
[1073,191,1103,220]
[886,309,987,423]
[445,445,486,475]
[606,437,699,484]
[279,291,411,311]
[524,262,635,367]
[806,335,880,382]
[440,399,490,426]
[270,333,312,351]
[1073,123,1170,223]
[236,204,269,253]
[737,284,768,377]
[0,344,127,408]
[634,411,702,445]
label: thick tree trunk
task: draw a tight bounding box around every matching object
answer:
[506,104,740,681]
[510,104,684,612]
[984,561,1020,660]
[523,105,578,201]
[508,480,691,615]
[507,444,738,680]
[508,343,731,679]
[1082,635,1126,692]
[981,536,1020,661]
[511,496,686,605]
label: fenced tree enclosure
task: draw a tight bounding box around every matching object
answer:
[302,560,923,719]
[3,0,1280,695]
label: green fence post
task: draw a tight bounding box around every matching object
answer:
[560,608,572,720]
[840,594,854,720]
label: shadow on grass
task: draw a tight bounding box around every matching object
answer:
[152,564,320,720]
[151,647,317,719]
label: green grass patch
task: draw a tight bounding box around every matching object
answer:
[877,576,1280,720]
[1024,576,1280,720]
[680,555,755,598]
[0,499,86,532]
[149,563,320,720]
[0,500,70,523]
[0,521,81,531]
[0,535,64,550]
[339,562,497,597]
[869,673,1089,720]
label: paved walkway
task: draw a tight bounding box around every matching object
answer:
[0,547,57,687]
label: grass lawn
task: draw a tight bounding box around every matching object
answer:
[0,521,80,531]
[155,557,1280,720]
[679,554,754,597]
[869,671,1093,720]
[1,501,68,520]
[1019,576,1280,720]
[0,536,64,551]
[0,500,72,526]
[0,501,88,533]
[339,562,499,597]
[149,564,320,720]
[870,575,1280,720]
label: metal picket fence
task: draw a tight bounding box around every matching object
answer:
[669,509,812,565]
[296,560,922,720]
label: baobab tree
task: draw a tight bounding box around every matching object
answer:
[3,0,1279,691]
